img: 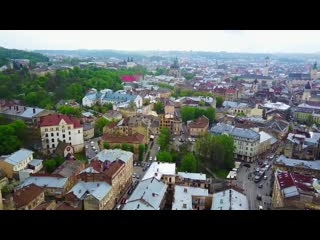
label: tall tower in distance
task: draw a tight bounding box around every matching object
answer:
[311,62,318,81]
[262,56,270,77]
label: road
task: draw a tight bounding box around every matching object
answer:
[235,158,274,210]
[84,137,101,162]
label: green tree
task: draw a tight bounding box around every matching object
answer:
[138,144,145,161]
[155,101,164,114]
[55,156,65,167]
[122,143,129,151]
[180,153,198,172]
[66,83,84,102]
[113,144,121,149]
[128,144,134,153]
[216,96,224,108]
[199,100,205,106]
[158,127,171,151]
[157,151,173,162]
[0,120,26,155]
[58,105,81,117]
[104,142,110,149]
[95,117,110,136]
[236,112,246,117]
[44,159,57,173]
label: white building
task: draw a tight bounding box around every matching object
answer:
[172,185,209,210]
[142,162,176,188]
[40,114,84,154]
[210,123,260,162]
[123,177,168,210]
[211,188,249,210]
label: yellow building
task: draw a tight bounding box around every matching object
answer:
[13,184,45,210]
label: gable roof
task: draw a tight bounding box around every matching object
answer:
[5,149,34,166]
[40,114,82,128]
[13,184,44,208]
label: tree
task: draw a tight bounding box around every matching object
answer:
[122,143,129,151]
[0,120,26,155]
[199,100,205,106]
[216,96,224,108]
[55,156,65,167]
[158,127,171,151]
[306,114,314,126]
[138,144,145,161]
[128,101,136,110]
[43,159,57,173]
[66,83,84,102]
[236,112,246,117]
[104,142,110,149]
[180,153,198,172]
[113,144,121,149]
[128,144,134,153]
[58,105,81,117]
[155,101,164,114]
[157,151,173,162]
[195,132,235,171]
[95,117,110,136]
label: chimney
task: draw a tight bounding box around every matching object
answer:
[24,106,26,111]
[33,108,36,114]
[184,188,187,193]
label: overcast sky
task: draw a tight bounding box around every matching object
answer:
[1,30,320,53]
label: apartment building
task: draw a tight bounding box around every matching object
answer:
[210,123,260,162]
[40,114,84,154]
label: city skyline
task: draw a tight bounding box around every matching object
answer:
[1,30,320,53]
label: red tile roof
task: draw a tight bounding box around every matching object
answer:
[104,161,124,178]
[226,89,236,94]
[13,184,44,208]
[40,114,82,128]
[277,171,314,192]
[189,115,209,129]
[102,132,145,144]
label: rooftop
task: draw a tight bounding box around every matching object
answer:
[177,172,206,181]
[263,102,290,111]
[67,181,112,201]
[172,186,209,210]
[40,114,82,128]
[211,189,249,210]
[13,184,44,208]
[188,115,209,129]
[259,131,273,143]
[19,176,68,189]
[123,177,167,210]
[210,123,260,141]
[142,162,176,181]
[95,149,133,164]
[101,132,145,144]
[5,149,34,166]
[275,155,320,170]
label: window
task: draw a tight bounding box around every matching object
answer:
[63,134,65,138]
[51,139,54,143]
[52,144,55,148]
[45,133,48,137]
[246,147,248,150]
[56,127,59,131]
[68,126,71,130]
[46,139,49,143]
[50,128,53,131]
[47,145,49,149]
[57,133,59,136]
[69,137,71,141]
[78,130,81,134]
[51,133,54,137]
[62,130,65,133]
[69,131,71,135]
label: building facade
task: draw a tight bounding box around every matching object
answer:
[40,114,84,154]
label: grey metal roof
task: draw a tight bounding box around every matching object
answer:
[67,181,112,201]
[80,167,99,174]
[19,176,68,189]
[95,149,133,164]
[123,177,167,210]
[283,186,299,198]
[28,159,43,167]
[172,186,208,210]
[223,101,248,108]
[210,123,260,140]
[275,155,320,170]
[177,172,206,181]
[211,189,249,210]
[20,107,45,118]
[5,149,34,166]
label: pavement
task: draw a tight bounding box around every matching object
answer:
[84,137,101,161]
[235,157,274,210]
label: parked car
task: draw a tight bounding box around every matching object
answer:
[134,162,137,166]
[264,175,267,180]
[149,156,153,161]
[116,204,121,210]
[243,163,251,168]
[120,198,127,204]
[256,194,262,201]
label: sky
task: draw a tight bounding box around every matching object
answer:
[1,30,320,53]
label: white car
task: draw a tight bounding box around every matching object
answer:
[149,156,153,161]
[154,156,157,161]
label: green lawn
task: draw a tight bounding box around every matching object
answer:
[75,152,88,164]
[214,169,230,179]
